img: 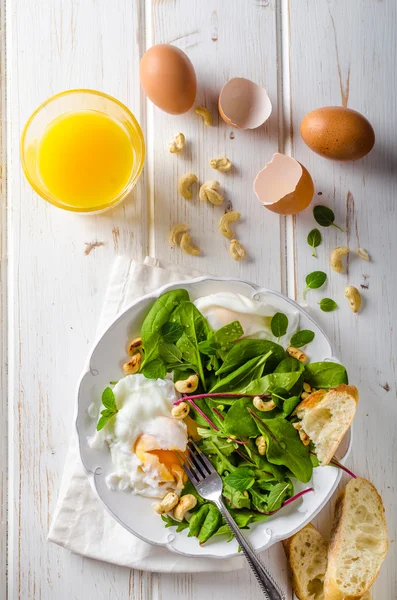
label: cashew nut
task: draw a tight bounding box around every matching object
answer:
[154,492,180,514]
[173,494,197,521]
[168,132,185,154]
[219,211,241,239]
[255,435,267,455]
[180,233,201,256]
[199,180,224,206]
[303,382,312,393]
[169,223,190,246]
[210,157,232,172]
[330,246,350,273]
[287,346,307,363]
[229,239,246,261]
[356,247,370,261]
[174,374,199,394]
[253,396,276,412]
[300,391,310,400]
[128,337,143,356]
[195,106,212,126]
[293,422,311,446]
[345,286,362,313]
[178,173,198,199]
[123,352,141,375]
[171,402,190,420]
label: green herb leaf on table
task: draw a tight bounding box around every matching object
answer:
[319,298,338,312]
[96,387,118,431]
[307,228,322,257]
[270,312,288,340]
[313,205,344,231]
[161,322,184,343]
[303,271,327,298]
[290,329,315,348]
[304,361,348,388]
[224,468,255,491]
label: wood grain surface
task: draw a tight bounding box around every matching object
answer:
[3,0,396,598]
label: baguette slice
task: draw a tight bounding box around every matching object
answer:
[295,384,359,465]
[283,523,328,600]
[324,478,388,600]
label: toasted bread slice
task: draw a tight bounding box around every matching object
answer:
[295,384,359,465]
[282,523,328,600]
[324,478,388,600]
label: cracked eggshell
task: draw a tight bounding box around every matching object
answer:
[253,153,314,215]
[218,77,272,129]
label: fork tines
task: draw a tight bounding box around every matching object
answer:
[179,439,214,483]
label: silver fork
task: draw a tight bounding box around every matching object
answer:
[182,440,286,600]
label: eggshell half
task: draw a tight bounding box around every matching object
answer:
[253,153,314,215]
[218,77,272,129]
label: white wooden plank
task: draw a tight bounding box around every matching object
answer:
[6,0,149,598]
[288,1,397,597]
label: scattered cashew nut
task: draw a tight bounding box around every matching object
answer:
[199,180,224,206]
[173,494,197,521]
[169,223,190,246]
[210,157,232,172]
[330,246,350,273]
[171,402,190,420]
[168,132,185,154]
[303,382,312,393]
[154,492,180,514]
[255,435,267,455]
[175,374,199,394]
[300,391,310,400]
[180,233,201,256]
[229,239,246,261]
[195,106,212,126]
[178,172,198,199]
[219,211,241,239]
[287,346,307,363]
[123,352,141,375]
[253,396,276,412]
[128,337,143,356]
[345,286,362,313]
[356,248,370,261]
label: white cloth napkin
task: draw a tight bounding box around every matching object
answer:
[48,256,245,573]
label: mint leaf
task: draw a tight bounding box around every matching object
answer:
[313,205,344,231]
[290,330,315,348]
[319,298,338,312]
[101,387,117,411]
[307,228,322,257]
[303,271,327,298]
[161,322,184,343]
[271,313,288,339]
[224,468,255,491]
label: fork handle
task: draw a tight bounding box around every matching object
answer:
[214,498,285,600]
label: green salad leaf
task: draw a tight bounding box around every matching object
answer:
[216,339,285,376]
[305,361,348,388]
[224,468,255,491]
[161,322,184,343]
[210,351,272,393]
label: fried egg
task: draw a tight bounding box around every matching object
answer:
[89,374,187,498]
[194,292,299,339]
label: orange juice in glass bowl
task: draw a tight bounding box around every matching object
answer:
[21,89,145,213]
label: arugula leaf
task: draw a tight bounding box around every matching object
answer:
[210,351,272,394]
[313,205,344,231]
[303,271,327,298]
[270,313,288,339]
[224,468,255,491]
[290,330,315,348]
[216,339,285,376]
[158,343,182,363]
[319,298,338,312]
[305,361,348,388]
[266,481,293,512]
[161,514,189,532]
[249,413,313,483]
[161,322,184,343]
[307,228,322,257]
[223,483,251,509]
[96,387,118,431]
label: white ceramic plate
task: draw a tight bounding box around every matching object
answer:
[76,277,350,558]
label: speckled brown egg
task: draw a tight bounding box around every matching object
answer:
[300,106,375,161]
[140,44,196,115]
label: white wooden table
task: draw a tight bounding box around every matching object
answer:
[2,1,396,598]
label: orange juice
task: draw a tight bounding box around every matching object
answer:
[37,110,134,210]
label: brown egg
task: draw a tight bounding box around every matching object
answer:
[140,44,196,115]
[300,106,375,161]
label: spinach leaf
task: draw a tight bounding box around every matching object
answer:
[305,361,348,388]
[224,468,255,491]
[140,289,189,368]
[188,505,210,538]
[210,351,272,393]
[290,330,315,348]
[313,205,344,231]
[140,358,167,380]
[158,343,182,363]
[274,357,305,374]
[223,483,251,509]
[282,395,301,416]
[249,413,313,483]
[96,387,118,431]
[244,441,287,481]
[161,514,189,533]
[161,322,184,343]
[303,271,327,298]
[319,298,338,312]
[307,228,322,257]
[188,504,222,544]
[242,370,304,397]
[223,397,279,438]
[216,339,285,376]
[266,481,293,512]
[271,312,288,339]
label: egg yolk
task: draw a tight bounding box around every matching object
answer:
[134,434,186,488]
